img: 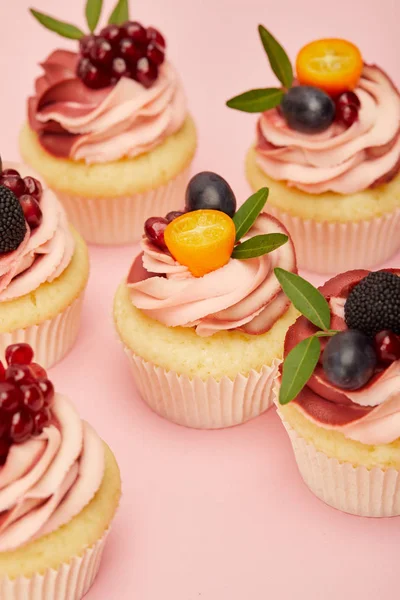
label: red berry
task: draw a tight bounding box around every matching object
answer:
[336,92,360,127]
[374,330,400,365]
[6,343,34,366]
[146,27,166,49]
[89,37,114,69]
[23,177,42,201]
[123,21,147,46]
[77,58,112,90]
[6,364,34,386]
[1,176,26,198]
[146,42,165,66]
[165,210,184,222]
[136,57,158,88]
[2,168,20,178]
[0,382,22,412]
[19,195,43,230]
[29,362,47,380]
[0,438,10,465]
[119,38,144,65]
[100,24,123,48]
[337,91,361,109]
[33,408,51,435]
[0,361,5,382]
[79,35,96,58]
[37,379,55,408]
[144,217,168,250]
[111,57,130,81]
[21,383,44,413]
[10,411,33,443]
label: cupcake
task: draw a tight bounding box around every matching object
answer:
[274,267,400,516]
[20,2,197,245]
[114,171,298,429]
[0,160,89,368]
[227,28,400,273]
[0,342,121,599]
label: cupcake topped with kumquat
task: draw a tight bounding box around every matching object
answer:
[227,28,400,273]
[114,172,299,429]
[20,0,196,245]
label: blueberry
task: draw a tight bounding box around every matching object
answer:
[185,172,236,218]
[281,86,336,134]
[323,330,377,390]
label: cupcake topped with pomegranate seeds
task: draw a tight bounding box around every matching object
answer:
[20,0,197,245]
[0,343,121,599]
[114,172,299,429]
[227,27,400,273]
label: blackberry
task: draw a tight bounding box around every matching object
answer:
[344,271,400,337]
[0,186,26,254]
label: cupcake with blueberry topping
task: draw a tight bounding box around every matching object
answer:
[114,171,298,429]
[0,160,89,368]
[274,267,400,516]
[20,1,196,245]
[227,28,400,273]
[0,342,121,599]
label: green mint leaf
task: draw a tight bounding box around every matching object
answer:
[232,233,288,260]
[86,0,103,32]
[108,0,129,25]
[279,336,320,405]
[226,88,284,113]
[30,9,85,39]
[274,269,331,331]
[233,188,269,241]
[258,25,293,88]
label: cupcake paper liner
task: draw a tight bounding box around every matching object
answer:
[55,166,192,246]
[0,294,84,369]
[265,204,400,274]
[0,530,108,600]
[124,348,280,429]
[277,411,400,517]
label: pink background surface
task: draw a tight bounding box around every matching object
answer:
[1,0,400,598]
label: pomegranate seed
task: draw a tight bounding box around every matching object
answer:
[33,408,51,435]
[136,57,158,88]
[0,382,22,412]
[119,38,144,65]
[123,21,147,46]
[77,58,112,90]
[374,330,400,365]
[100,24,123,48]
[336,91,360,127]
[146,27,166,49]
[147,42,165,66]
[19,195,43,230]
[29,363,47,380]
[37,379,55,408]
[165,211,184,222]
[1,176,26,198]
[23,177,42,201]
[10,411,33,443]
[2,168,20,178]
[144,217,168,250]
[337,91,361,109]
[0,361,5,382]
[21,383,44,413]
[0,438,10,465]
[6,364,35,386]
[89,37,114,69]
[111,57,130,81]
[79,35,96,58]
[6,343,34,366]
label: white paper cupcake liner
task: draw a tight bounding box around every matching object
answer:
[265,204,400,274]
[124,348,280,429]
[55,166,192,246]
[0,295,84,369]
[0,530,108,600]
[277,412,400,517]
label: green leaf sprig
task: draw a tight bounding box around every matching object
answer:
[274,269,339,405]
[226,25,293,113]
[30,0,130,39]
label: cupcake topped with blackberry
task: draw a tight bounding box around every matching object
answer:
[114,172,299,429]
[227,28,400,273]
[20,0,197,245]
[273,267,400,516]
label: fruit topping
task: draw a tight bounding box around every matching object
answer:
[123,21,148,46]
[344,271,400,337]
[185,172,237,218]
[0,186,27,254]
[1,176,27,198]
[296,38,363,96]
[336,91,360,127]
[77,57,112,89]
[165,211,185,223]
[99,24,123,48]
[374,330,400,365]
[281,86,336,134]
[164,210,236,277]
[0,344,55,461]
[144,217,169,250]
[0,167,43,231]
[19,195,43,230]
[322,330,377,390]
[88,36,114,69]
[23,176,43,201]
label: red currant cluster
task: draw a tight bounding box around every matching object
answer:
[335,91,360,127]
[0,344,55,464]
[374,330,400,365]
[77,21,166,90]
[144,211,185,250]
[1,168,43,231]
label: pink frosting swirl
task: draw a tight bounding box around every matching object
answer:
[0,394,104,552]
[256,65,400,194]
[0,163,74,303]
[28,50,187,164]
[128,213,297,336]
